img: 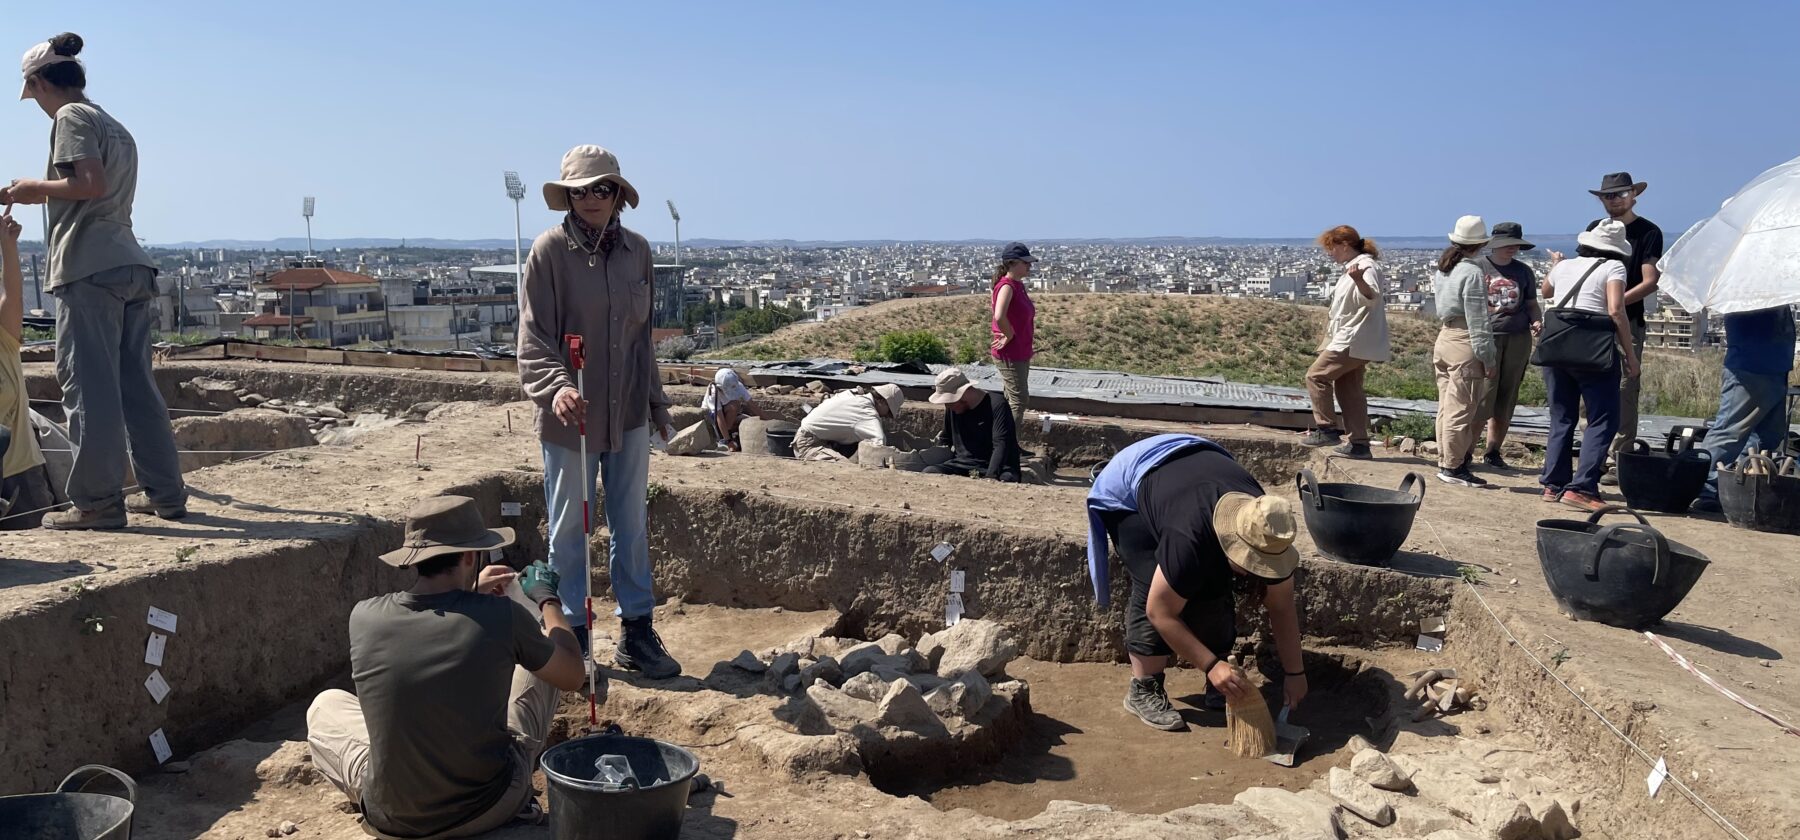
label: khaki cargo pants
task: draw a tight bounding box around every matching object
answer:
[1433,325,1490,471]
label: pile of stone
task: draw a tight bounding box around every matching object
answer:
[179,377,396,438]
[712,619,1029,759]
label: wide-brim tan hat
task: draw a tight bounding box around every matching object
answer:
[1213,492,1300,581]
[1577,220,1632,260]
[543,145,641,212]
[1447,215,1490,246]
[873,383,906,416]
[928,368,977,405]
[379,495,516,568]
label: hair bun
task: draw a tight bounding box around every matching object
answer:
[50,33,84,57]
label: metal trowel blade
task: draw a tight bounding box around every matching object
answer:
[1264,707,1310,767]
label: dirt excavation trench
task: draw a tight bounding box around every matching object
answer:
[9,366,1753,839]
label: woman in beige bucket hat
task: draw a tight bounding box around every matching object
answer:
[1430,215,1499,489]
[516,144,681,680]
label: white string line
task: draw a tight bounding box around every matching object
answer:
[0,446,355,524]
[1418,515,1752,840]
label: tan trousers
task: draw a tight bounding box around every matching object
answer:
[1433,326,1489,470]
[1305,350,1371,444]
[996,358,1030,432]
[792,428,851,462]
[306,665,557,840]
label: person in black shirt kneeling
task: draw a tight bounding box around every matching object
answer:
[924,368,1021,483]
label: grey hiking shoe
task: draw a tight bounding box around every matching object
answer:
[1333,442,1373,460]
[126,492,188,520]
[615,617,681,680]
[1300,428,1343,447]
[1124,674,1187,731]
[43,503,128,531]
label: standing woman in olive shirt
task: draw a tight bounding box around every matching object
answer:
[517,146,679,681]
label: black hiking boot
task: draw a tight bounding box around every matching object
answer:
[1481,450,1510,470]
[1333,442,1373,460]
[1123,674,1187,731]
[1301,428,1343,447]
[1436,466,1489,488]
[615,617,682,680]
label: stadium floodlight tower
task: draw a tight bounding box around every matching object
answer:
[667,200,683,323]
[302,196,316,257]
[504,172,525,287]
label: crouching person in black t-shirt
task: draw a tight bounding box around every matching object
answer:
[307,495,588,838]
[923,368,1022,482]
[1087,434,1307,731]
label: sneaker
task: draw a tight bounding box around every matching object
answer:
[1436,467,1488,488]
[125,492,188,520]
[42,504,127,531]
[1123,674,1187,731]
[1690,496,1723,514]
[1482,450,1510,470]
[615,617,682,680]
[1301,428,1343,447]
[1561,490,1610,512]
[1332,442,1373,460]
[1542,487,1564,503]
[1599,466,1620,487]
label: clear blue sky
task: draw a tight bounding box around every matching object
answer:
[3,1,1796,245]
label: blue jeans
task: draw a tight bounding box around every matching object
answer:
[1541,362,1621,495]
[52,267,187,512]
[541,425,654,625]
[1699,367,1792,502]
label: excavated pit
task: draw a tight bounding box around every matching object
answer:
[2,367,1668,838]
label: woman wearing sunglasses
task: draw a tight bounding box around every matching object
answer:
[517,145,679,682]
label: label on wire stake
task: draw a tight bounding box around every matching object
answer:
[145,670,172,704]
[930,543,955,563]
[145,633,167,667]
[950,570,966,593]
[501,501,522,517]
[1647,757,1668,797]
[945,594,964,627]
[149,729,172,764]
[147,606,179,634]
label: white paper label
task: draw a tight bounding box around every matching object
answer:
[149,729,172,764]
[945,593,964,627]
[501,501,522,517]
[145,633,168,667]
[1647,757,1668,796]
[147,606,179,634]
[930,543,955,563]
[950,570,966,594]
[145,670,172,704]
[1041,415,1053,434]
[1422,616,1448,635]
[1415,635,1444,653]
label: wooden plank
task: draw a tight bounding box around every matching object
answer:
[237,344,312,363]
[305,349,347,365]
[441,357,484,372]
[341,350,423,370]
[163,344,226,360]
[480,359,518,374]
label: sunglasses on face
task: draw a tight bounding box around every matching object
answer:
[567,183,617,201]
[1600,191,1632,201]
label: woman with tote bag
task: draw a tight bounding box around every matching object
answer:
[1534,220,1640,511]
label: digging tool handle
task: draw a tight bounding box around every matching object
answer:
[1581,507,1669,587]
[1734,453,1777,484]
[1397,472,1425,504]
[1297,469,1323,510]
[57,764,137,805]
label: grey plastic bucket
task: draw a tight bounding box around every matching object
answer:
[0,765,136,840]
[540,734,699,840]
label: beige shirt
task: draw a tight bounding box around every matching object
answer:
[516,221,671,453]
[798,390,888,446]
[1322,254,1391,361]
[0,330,45,478]
[46,102,154,289]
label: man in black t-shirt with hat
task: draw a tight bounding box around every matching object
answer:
[1580,172,1664,479]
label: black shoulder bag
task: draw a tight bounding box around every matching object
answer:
[1530,260,1619,372]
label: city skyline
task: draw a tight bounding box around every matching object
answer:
[2,2,1796,245]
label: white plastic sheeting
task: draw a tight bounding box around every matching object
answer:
[1659,154,1800,315]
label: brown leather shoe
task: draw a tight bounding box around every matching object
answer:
[43,504,128,531]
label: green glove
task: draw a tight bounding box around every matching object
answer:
[520,562,561,609]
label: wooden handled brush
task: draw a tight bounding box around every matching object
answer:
[1224,665,1278,759]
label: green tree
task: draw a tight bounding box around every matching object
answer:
[872,330,951,365]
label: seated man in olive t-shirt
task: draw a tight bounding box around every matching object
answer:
[307,495,586,839]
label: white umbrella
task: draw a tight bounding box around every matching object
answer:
[1657,154,1800,315]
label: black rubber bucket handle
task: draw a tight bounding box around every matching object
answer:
[1632,439,1651,455]
[1581,506,1670,586]
[1397,472,1426,504]
[57,764,137,805]
[1297,469,1323,509]
[1734,453,1778,485]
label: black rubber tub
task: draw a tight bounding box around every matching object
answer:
[1718,454,1800,535]
[0,765,136,840]
[1616,437,1712,513]
[540,734,698,840]
[1296,468,1424,566]
[762,421,798,459]
[1536,507,1710,629]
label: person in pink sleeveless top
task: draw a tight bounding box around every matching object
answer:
[990,241,1037,439]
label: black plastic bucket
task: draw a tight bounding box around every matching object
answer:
[1295,469,1424,567]
[1718,454,1800,535]
[1536,507,1710,629]
[762,421,798,459]
[1616,437,1712,513]
[540,734,698,840]
[0,765,136,840]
